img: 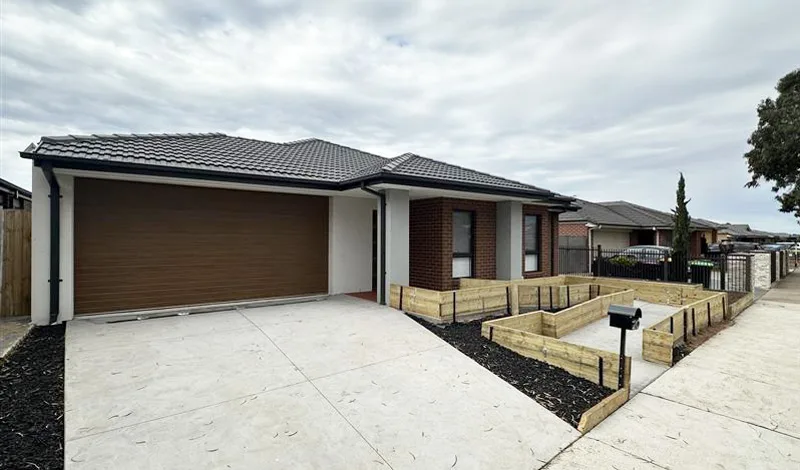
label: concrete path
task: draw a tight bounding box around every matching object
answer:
[545,272,800,470]
[0,316,31,358]
[560,300,674,395]
[65,296,578,469]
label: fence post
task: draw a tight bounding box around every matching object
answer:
[720,254,727,291]
[746,255,753,292]
[597,245,603,277]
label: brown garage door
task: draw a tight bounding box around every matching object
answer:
[74,178,329,314]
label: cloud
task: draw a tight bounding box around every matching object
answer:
[2,0,799,231]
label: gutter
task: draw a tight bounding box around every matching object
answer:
[360,184,386,305]
[41,163,60,324]
[343,174,576,208]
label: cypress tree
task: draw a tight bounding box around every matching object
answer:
[672,173,691,258]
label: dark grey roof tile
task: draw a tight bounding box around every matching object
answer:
[24,132,572,202]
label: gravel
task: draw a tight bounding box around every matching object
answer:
[1,324,65,470]
[411,317,613,428]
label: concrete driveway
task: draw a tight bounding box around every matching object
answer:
[65,296,578,469]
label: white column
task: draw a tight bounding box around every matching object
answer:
[328,196,376,295]
[31,168,75,325]
[59,174,75,321]
[382,189,409,304]
[31,166,50,325]
[496,201,523,279]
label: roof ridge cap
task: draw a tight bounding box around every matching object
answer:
[40,132,227,143]
[382,153,417,172]
[282,137,388,160]
[398,153,553,195]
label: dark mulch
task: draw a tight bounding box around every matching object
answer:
[672,319,731,364]
[1,324,65,470]
[726,291,747,305]
[411,317,613,428]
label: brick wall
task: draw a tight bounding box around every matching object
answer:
[558,222,588,237]
[522,205,556,279]
[409,199,558,289]
[409,198,497,291]
[408,199,445,291]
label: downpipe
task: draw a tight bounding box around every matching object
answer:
[41,163,61,324]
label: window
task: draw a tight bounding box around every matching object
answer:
[524,215,540,272]
[452,211,474,278]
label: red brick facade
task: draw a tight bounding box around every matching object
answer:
[409,198,558,290]
[522,205,558,279]
[409,198,496,291]
[558,222,589,238]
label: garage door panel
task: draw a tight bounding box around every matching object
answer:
[75,178,329,314]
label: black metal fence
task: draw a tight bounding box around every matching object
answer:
[558,246,753,292]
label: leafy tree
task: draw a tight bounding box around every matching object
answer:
[672,173,691,258]
[744,68,800,219]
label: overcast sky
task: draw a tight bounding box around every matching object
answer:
[2,0,799,231]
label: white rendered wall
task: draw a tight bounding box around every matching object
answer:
[496,201,523,280]
[31,168,75,325]
[59,175,75,321]
[328,196,376,295]
[383,189,409,303]
[31,167,49,325]
[594,230,631,251]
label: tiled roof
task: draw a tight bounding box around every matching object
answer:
[717,224,776,238]
[23,132,572,203]
[342,153,554,196]
[560,199,715,230]
[600,201,675,228]
[31,133,385,182]
[559,199,637,226]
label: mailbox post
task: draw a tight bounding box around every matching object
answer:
[608,305,642,389]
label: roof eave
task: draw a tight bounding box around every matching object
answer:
[343,173,575,207]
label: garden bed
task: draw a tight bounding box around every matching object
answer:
[0,324,65,470]
[411,317,613,428]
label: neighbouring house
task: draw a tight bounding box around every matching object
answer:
[21,133,577,325]
[0,177,32,210]
[559,199,717,257]
[714,223,783,244]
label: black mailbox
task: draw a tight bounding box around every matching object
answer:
[608,305,642,330]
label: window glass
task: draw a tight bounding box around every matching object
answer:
[524,216,538,250]
[524,215,540,271]
[453,211,472,254]
[453,211,473,278]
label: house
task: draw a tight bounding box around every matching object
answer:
[20,133,577,325]
[559,199,717,256]
[715,223,779,244]
[0,177,32,210]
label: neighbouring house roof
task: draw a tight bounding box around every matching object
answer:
[717,223,777,239]
[20,133,575,207]
[559,199,637,227]
[0,177,32,201]
[560,199,716,230]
